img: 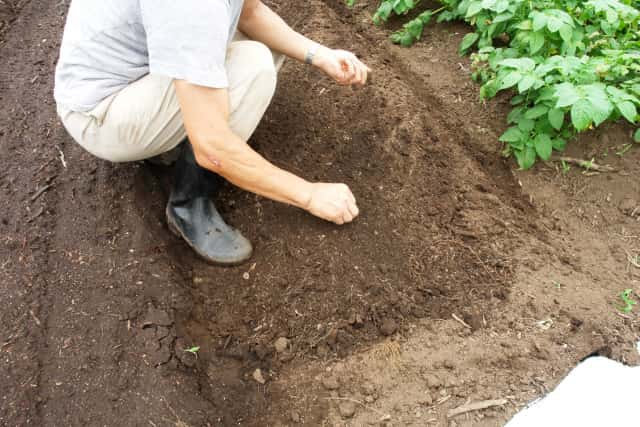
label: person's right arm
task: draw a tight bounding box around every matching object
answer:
[174,80,359,225]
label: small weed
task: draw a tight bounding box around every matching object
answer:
[582,158,595,173]
[616,144,633,157]
[184,346,200,358]
[552,280,563,290]
[560,160,570,174]
[618,289,637,314]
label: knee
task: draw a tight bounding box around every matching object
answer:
[243,41,278,98]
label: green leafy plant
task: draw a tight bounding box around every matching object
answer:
[348,0,640,169]
[618,289,637,313]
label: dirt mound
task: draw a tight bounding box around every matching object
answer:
[180,0,537,410]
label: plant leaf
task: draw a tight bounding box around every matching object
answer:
[558,25,573,43]
[635,129,640,143]
[529,31,545,54]
[466,0,483,17]
[460,32,480,52]
[534,134,553,160]
[516,145,537,169]
[518,118,535,133]
[518,75,537,93]
[617,101,637,123]
[552,138,567,151]
[555,83,581,108]
[548,108,565,130]
[571,99,593,131]
[499,71,522,90]
[531,12,547,32]
[525,104,549,119]
[499,127,523,142]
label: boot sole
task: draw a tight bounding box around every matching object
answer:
[165,204,252,267]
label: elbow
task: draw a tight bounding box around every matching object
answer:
[190,134,236,174]
[240,0,262,26]
[193,150,218,171]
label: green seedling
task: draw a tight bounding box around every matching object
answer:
[618,289,637,314]
[560,160,570,174]
[616,143,633,157]
[184,346,200,358]
[582,158,595,172]
[552,280,563,290]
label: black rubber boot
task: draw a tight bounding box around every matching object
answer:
[166,141,252,265]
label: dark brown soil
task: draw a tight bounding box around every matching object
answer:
[1,0,638,426]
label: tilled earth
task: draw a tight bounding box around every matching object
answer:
[1,0,639,426]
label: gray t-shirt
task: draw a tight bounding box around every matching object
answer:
[54,0,244,112]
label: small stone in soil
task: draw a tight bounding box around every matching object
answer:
[379,318,398,336]
[290,411,300,423]
[274,337,289,353]
[419,392,433,406]
[321,375,340,390]
[338,401,357,418]
[361,382,376,396]
[252,368,266,384]
[619,198,637,215]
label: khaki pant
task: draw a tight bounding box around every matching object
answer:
[57,35,284,163]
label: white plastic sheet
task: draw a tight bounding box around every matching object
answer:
[506,357,640,427]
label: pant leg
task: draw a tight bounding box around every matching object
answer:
[58,38,284,163]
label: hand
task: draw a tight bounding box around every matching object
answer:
[313,47,371,86]
[305,183,359,225]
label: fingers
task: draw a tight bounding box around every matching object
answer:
[307,182,360,225]
[329,195,359,225]
[347,198,359,218]
[353,57,371,85]
[339,57,357,86]
[338,188,359,224]
[340,52,368,86]
[328,50,371,86]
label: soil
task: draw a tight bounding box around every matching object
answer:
[1,0,638,426]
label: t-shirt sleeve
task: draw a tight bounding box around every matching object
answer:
[140,0,230,88]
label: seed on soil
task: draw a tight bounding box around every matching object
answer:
[379,318,398,336]
[321,375,340,390]
[274,337,289,353]
[338,401,357,419]
[252,368,266,384]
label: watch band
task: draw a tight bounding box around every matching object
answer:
[304,44,320,65]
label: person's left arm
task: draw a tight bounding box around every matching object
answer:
[239,0,370,86]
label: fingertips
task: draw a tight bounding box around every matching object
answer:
[348,201,359,218]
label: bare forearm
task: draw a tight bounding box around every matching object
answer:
[239,2,318,63]
[195,130,312,210]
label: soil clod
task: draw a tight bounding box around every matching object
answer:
[321,375,340,391]
[338,401,357,419]
[274,337,289,353]
[142,307,173,327]
[379,318,398,336]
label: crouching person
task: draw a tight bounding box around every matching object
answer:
[55,0,369,265]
